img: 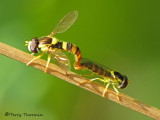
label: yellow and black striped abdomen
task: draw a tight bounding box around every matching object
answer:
[54,42,82,63]
[52,41,82,69]
[81,61,112,78]
[61,42,82,63]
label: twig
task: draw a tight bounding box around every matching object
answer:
[0,41,160,119]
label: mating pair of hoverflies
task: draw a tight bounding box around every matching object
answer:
[25,11,128,98]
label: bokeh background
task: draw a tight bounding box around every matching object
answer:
[0,0,160,120]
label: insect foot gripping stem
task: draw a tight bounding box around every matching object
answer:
[45,54,51,73]
[102,83,110,97]
[77,77,95,86]
[113,85,120,101]
[79,80,88,85]
[102,83,120,101]
[65,71,70,76]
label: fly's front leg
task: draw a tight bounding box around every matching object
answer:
[113,85,120,101]
[45,54,51,73]
[27,53,44,65]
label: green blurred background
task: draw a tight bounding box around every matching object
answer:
[0,0,160,120]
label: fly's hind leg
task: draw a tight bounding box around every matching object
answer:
[27,53,44,65]
[45,54,51,73]
[79,73,94,85]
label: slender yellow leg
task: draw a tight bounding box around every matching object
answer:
[102,83,110,97]
[45,54,51,73]
[113,85,120,100]
[27,53,44,65]
[80,77,104,84]
[79,80,88,84]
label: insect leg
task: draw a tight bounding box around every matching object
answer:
[113,85,120,100]
[91,78,105,82]
[80,77,104,84]
[27,53,44,65]
[102,83,110,97]
[45,54,51,73]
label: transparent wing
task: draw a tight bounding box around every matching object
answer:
[49,10,78,37]
[51,51,71,72]
[81,58,113,72]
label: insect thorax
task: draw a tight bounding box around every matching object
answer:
[38,37,58,52]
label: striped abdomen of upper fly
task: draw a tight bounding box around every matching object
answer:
[52,41,82,69]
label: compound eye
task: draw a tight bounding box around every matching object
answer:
[29,37,39,53]
[119,75,128,89]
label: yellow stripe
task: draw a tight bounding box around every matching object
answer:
[62,42,67,51]
[52,37,58,45]
[77,53,81,60]
[71,45,77,54]
[110,71,115,78]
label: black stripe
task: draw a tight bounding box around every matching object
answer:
[75,46,80,54]
[82,63,87,68]
[87,63,93,70]
[54,42,62,49]
[106,71,112,77]
[114,71,123,80]
[67,43,72,50]
[99,67,104,76]
[75,46,79,54]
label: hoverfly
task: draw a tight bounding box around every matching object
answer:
[25,11,82,73]
[79,58,128,98]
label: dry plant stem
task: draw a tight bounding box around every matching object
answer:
[0,42,160,120]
